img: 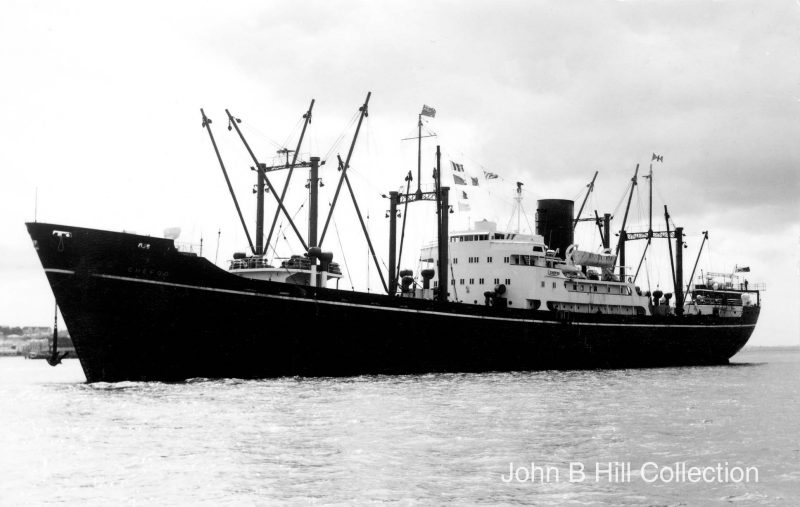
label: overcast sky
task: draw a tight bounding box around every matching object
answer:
[1,0,797,345]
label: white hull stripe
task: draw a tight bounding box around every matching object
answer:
[44,269,756,329]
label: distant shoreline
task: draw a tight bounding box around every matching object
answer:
[740,345,799,352]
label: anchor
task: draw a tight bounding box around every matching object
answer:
[47,302,68,366]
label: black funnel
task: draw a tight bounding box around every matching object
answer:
[536,199,574,259]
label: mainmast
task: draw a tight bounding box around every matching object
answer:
[648,162,653,237]
[403,105,436,200]
[634,154,662,280]
[416,113,423,199]
[387,143,448,300]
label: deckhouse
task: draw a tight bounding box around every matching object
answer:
[416,218,652,316]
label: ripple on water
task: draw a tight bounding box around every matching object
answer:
[0,349,798,505]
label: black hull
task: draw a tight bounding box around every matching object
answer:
[27,222,759,383]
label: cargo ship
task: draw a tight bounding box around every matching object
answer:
[26,95,761,382]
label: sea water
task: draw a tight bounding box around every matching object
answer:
[0,348,798,505]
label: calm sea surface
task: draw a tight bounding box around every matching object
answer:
[1,348,798,506]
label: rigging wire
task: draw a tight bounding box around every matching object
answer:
[519,201,535,235]
[705,235,714,279]
[280,116,305,152]
[611,180,632,220]
[323,111,359,163]
[239,120,286,152]
[266,199,307,263]
[332,216,355,291]
[449,242,459,302]
[266,223,283,260]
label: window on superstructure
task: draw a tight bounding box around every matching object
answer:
[479,278,484,284]
[434,281,438,288]
[453,258,458,264]
[487,256,492,263]
[451,279,455,285]
[495,233,505,240]
[494,278,500,285]
[469,278,474,284]
[505,278,511,285]
[459,279,465,285]
[542,281,545,288]
[504,257,509,263]
[552,282,557,288]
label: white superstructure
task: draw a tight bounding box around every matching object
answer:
[418,219,652,316]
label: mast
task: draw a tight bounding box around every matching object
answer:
[388,191,399,295]
[675,226,684,315]
[633,159,660,282]
[437,145,449,302]
[647,153,662,240]
[255,150,265,254]
[395,171,412,285]
[515,182,523,233]
[648,163,653,238]
[308,157,321,248]
[416,114,423,199]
